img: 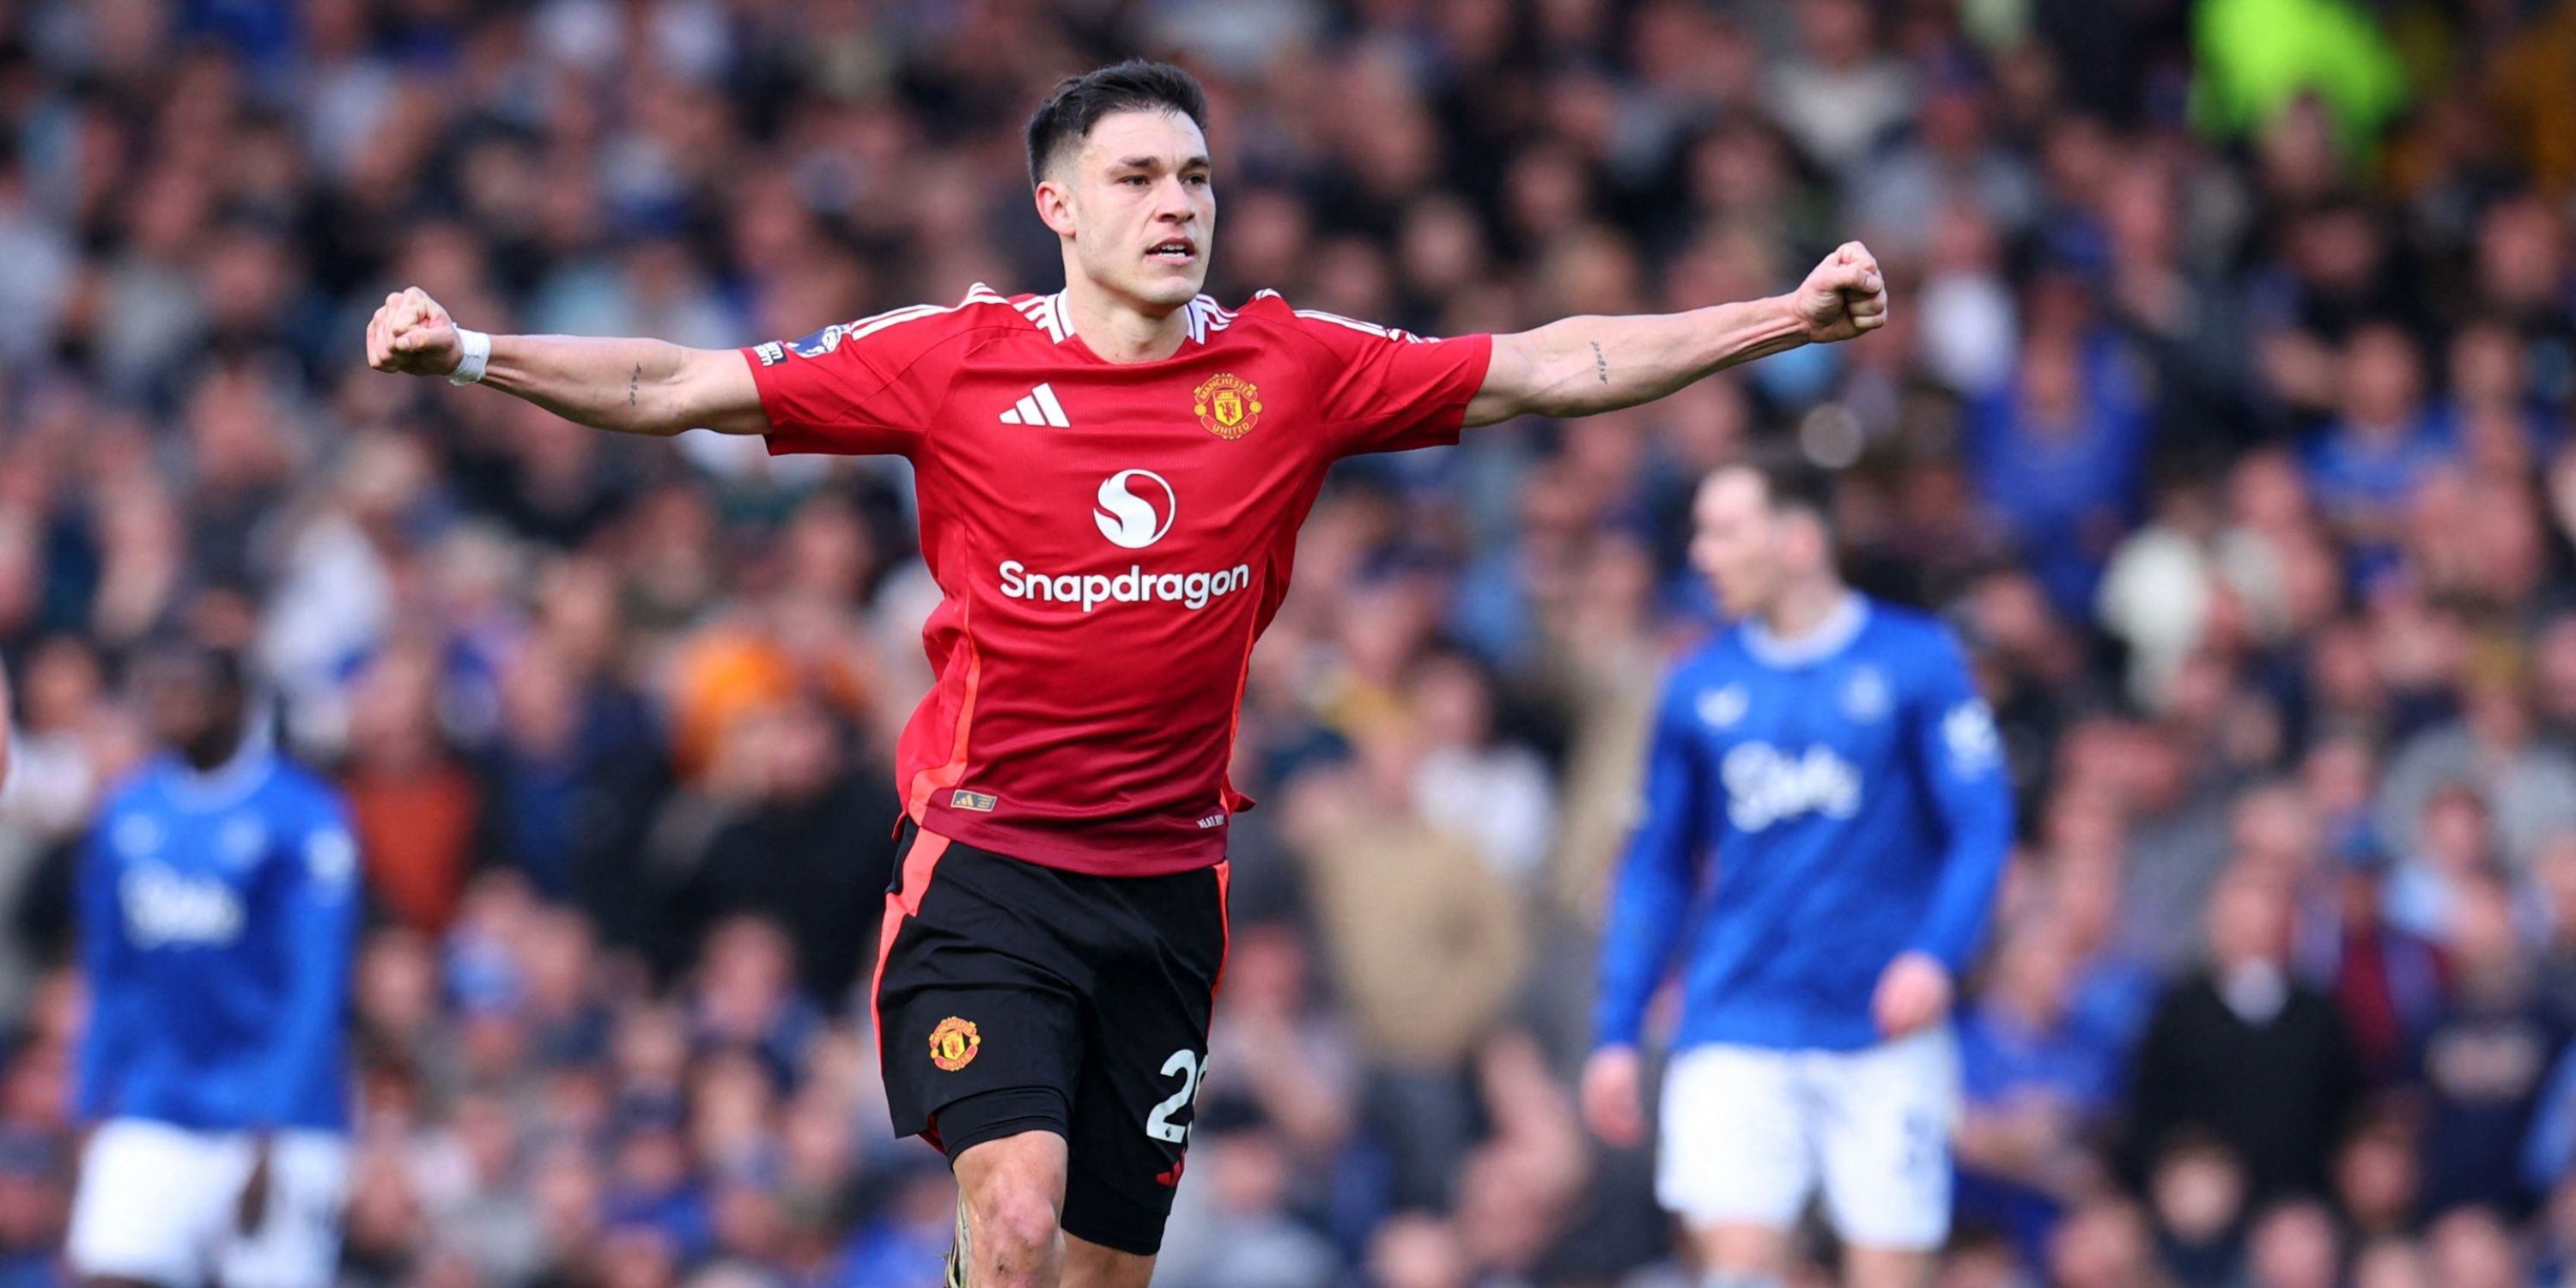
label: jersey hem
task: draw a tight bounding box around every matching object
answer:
[1673,1015,1893,1054]
[909,801,1229,877]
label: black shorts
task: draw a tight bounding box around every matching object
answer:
[872,822,1229,1255]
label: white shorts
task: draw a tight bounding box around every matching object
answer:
[68,1119,351,1288]
[1656,1030,1959,1251]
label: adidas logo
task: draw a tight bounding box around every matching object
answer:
[998,383,1071,428]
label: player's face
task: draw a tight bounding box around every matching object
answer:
[1690,470,1784,618]
[1057,110,1215,311]
[137,653,240,762]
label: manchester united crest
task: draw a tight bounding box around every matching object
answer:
[928,1017,981,1071]
[1193,374,1262,440]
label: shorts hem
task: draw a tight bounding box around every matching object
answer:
[1826,1224,1951,1255]
[928,1087,1072,1162]
[65,1253,189,1285]
[1656,1194,1807,1233]
[1061,1179,1170,1257]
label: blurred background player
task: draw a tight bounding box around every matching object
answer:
[1584,459,2014,1288]
[64,642,361,1288]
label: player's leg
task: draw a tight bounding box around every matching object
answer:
[949,1127,1071,1288]
[945,1131,1156,1288]
[1683,1226,1795,1288]
[68,1120,228,1288]
[1814,1030,1959,1288]
[872,827,1090,1288]
[1056,860,1229,1283]
[213,1130,352,1288]
[1657,1044,1813,1288]
[1840,1245,1934,1288]
[1060,1234,1156,1288]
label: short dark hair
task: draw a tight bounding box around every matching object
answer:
[138,635,246,696]
[1025,60,1210,187]
[1725,455,1839,532]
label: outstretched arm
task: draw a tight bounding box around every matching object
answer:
[364,287,766,436]
[1465,241,1887,427]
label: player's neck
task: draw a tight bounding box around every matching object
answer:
[1759,577,1852,642]
[1060,276,1189,363]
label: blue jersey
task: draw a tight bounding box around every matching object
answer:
[1594,595,2014,1054]
[73,749,361,1133]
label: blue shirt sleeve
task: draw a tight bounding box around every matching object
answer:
[1903,628,2015,975]
[252,790,360,1127]
[1592,668,1711,1050]
[72,817,130,1121]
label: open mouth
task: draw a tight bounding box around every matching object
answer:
[1147,238,1197,264]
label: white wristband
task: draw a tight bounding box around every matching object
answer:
[447,328,492,385]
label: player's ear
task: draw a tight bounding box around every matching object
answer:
[1783,510,1829,568]
[1034,178,1078,239]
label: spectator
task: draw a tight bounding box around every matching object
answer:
[1766,0,1913,178]
[2146,1134,2248,1288]
[2423,1206,2525,1288]
[2336,1110,2423,1242]
[480,639,665,941]
[1407,653,1555,893]
[1154,1114,1340,1288]
[2239,1199,2341,1288]
[666,698,896,1003]
[2383,784,2501,945]
[2379,645,2576,875]
[2293,818,2445,1084]
[2047,1195,2178,1288]
[2526,834,2576,1030]
[2415,872,2561,1219]
[682,918,823,1094]
[342,642,483,934]
[1281,747,1528,1210]
[1965,307,2155,619]
[1199,920,1358,1178]
[2128,864,2362,1204]
[1954,914,2124,1249]
[2303,324,2451,568]
[2348,1236,2435,1288]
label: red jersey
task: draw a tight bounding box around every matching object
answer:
[745,285,1493,876]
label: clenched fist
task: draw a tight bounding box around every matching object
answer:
[1579,1045,1648,1148]
[1789,240,1889,344]
[364,287,464,377]
[1871,951,1953,1038]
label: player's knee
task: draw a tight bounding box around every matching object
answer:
[1695,1224,1789,1280]
[966,1186,1062,1282]
[954,1131,1069,1283]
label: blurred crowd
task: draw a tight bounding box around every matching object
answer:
[0,0,2564,1286]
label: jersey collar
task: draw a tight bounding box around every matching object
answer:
[159,732,278,812]
[1741,592,1870,668]
[1036,292,1230,357]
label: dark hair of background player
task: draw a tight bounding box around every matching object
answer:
[1747,455,1840,538]
[1024,60,1211,187]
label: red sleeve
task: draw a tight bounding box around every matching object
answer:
[744,304,973,459]
[1285,308,1494,457]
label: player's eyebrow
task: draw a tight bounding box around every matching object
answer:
[1112,155,1212,172]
